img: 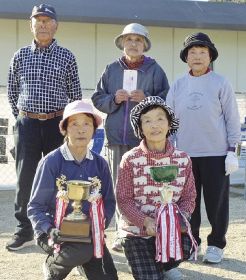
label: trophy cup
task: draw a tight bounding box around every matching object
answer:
[149,165,178,204]
[59,180,92,242]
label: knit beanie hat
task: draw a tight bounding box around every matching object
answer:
[180,32,218,62]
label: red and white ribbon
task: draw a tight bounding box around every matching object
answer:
[179,210,198,260]
[55,198,68,229]
[49,197,68,252]
[90,198,105,258]
[155,203,182,263]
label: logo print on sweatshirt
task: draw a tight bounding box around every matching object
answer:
[187,92,203,110]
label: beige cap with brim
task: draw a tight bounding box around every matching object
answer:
[114,23,151,52]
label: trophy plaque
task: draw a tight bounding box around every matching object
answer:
[59,180,92,242]
[149,165,178,204]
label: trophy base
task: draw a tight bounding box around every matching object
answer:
[59,217,91,243]
[58,236,91,243]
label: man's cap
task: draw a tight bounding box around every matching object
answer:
[30,4,57,20]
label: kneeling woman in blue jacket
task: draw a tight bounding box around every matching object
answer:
[28,100,117,280]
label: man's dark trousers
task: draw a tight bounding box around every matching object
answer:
[14,115,63,239]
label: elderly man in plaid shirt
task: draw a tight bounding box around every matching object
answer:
[7,4,82,251]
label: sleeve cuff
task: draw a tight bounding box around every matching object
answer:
[227,147,236,152]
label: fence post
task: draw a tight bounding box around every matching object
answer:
[240,117,246,199]
[0,118,8,164]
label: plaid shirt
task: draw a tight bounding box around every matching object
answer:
[8,39,82,118]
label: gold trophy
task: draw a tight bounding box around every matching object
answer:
[59,180,92,242]
[149,165,179,204]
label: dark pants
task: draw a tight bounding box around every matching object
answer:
[107,144,133,230]
[190,156,229,249]
[46,243,118,280]
[14,115,63,238]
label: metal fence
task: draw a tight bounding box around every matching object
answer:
[0,88,16,189]
[0,86,245,189]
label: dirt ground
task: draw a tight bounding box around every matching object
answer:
[0,190,245,280]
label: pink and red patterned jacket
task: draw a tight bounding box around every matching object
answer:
[116,139,196,238]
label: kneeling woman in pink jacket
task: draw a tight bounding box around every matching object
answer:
[116,96,197,280]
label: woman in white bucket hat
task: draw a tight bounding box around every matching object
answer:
[28,100,118,279]
[92,23,169,251]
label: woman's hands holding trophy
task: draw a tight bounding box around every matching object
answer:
[48,227,61,244]
[37,233,54,255]
[37,228,62,255]
[144,217,156,236]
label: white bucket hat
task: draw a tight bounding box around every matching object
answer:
[114,23,151,52]
[59,100,102,133]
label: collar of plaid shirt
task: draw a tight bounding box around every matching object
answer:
[31,38,57,53]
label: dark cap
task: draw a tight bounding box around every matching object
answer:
[30,4,57,20]
[180,32,218,63]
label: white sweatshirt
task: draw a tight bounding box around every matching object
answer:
[167,71,241,157]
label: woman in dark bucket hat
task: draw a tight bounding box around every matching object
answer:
[167,32,241,264]
[180,32,218,63]
[116,96,197,280]
[92,23,169,251]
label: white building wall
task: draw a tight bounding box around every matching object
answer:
[58,22,96,89]
[18,20,32,46]
[211,30,237,88]
[96,24,122,83]
[145,27,173,83]
[173,28,193,80]
[1,19,246,93]
[237,31,246,92]
[0,19,18,86]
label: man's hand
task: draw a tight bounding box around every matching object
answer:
[225,151,239,176]
[114,89,129,104]
[144,217,156,236]
[129,90,145,103]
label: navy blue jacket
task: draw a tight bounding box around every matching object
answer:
[92,56,169,147]
[27,143,116,238]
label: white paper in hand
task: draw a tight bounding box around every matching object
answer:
[123,70,137,93]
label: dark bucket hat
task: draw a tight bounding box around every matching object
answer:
[180,32,218,63]
[130,96,179,139]
[30,4,57,20]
